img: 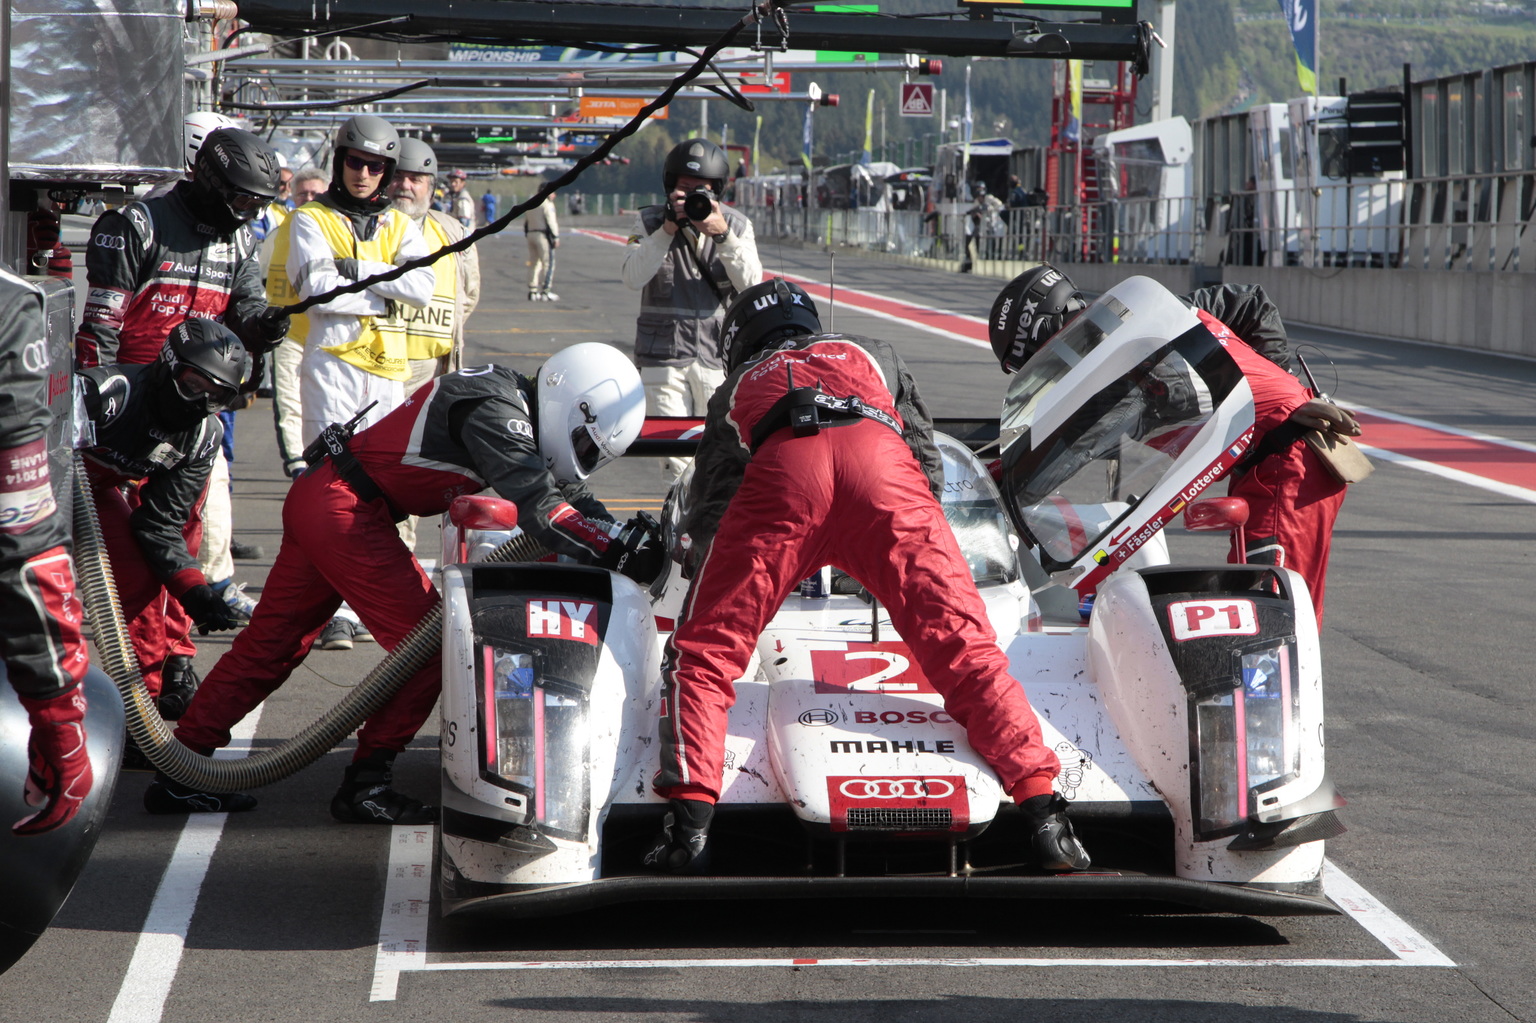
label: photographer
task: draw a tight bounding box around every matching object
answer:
[621,138,762,483]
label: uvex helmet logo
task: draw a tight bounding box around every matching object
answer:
[994,296,1012,333]
[752,294,780,312]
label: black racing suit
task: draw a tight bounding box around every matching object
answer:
[74,182,271,369]
[76,363,221,696]
[0,270,88,700]
[1184,283,1291,371]
[173,364,623,762]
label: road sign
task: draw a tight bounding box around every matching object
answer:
[900,82,934,117]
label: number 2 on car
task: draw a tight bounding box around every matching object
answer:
[1167,598,1259,641]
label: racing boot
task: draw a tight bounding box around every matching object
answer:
[640,797,713,875]
[330,753,438,825]
[157,655,201,721]
[144,773,257,814]
[1022,793,1091,872]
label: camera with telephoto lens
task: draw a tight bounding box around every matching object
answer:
[681,187,716,223]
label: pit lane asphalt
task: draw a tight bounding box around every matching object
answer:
[4,216,1532,1023]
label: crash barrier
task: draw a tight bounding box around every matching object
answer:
[731,170,1535,275]
[71,453,550,791]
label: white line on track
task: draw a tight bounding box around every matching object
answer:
[106,713,262,1023]
[365,855,1453,1001]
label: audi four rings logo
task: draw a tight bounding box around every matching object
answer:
[838,778,956,799]
[93,233,126,250]
[21,339,49,372]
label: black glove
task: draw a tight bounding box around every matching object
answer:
[333,258,361,281]
[179,584,246,634]
[254,306,291,344]
[596,513,666,587]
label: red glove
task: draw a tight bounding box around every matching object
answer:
[12,687,94,837]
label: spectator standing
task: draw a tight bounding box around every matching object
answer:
[265,167,329,478]
[446,168,475,228]
[621,138,762,484]
[480,188,498,226]
[524,192,559,302]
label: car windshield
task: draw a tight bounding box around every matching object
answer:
[998,284,1246,575]
[935,432,1020,587]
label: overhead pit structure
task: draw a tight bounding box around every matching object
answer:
[231,0,1152,69]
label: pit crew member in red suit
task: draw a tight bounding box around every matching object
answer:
[644,279,1091,875]
[76,321,250,716]
[73,127,291,721]
[1,270,92,835]
[149,343,659,824]
[987,265,1360,624]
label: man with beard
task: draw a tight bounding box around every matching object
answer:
[384,137,481,394]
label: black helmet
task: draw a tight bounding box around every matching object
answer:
[395,136,438,178]
[188,128,281,233]
[150,319,249,431]
[663,138,730,194]
[329,114,401,209]
[987,263,1088,374]
[718,278,822,371]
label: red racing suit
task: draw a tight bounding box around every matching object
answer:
[1198,310,1348,623]
[0,270,88,702]
[173,365,625,762]
[73,183,270,369]
[76,364,220,697]
[657,333,1061,806]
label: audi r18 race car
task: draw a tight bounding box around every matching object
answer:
[432,276,1345,919]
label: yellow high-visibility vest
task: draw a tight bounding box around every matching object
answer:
[269,201,412,380]
[392,214,458,361]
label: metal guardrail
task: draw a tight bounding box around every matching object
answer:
[578,170,1533,274]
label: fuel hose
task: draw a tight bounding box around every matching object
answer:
[72,453,548,791]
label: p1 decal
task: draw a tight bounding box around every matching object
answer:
[826,775,969,832]
[526,599,599,645]
[1168,598,1259,641]
[811,642,937,695]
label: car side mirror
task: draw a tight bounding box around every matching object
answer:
[449,494,521,530]
[1183,496,1249,532]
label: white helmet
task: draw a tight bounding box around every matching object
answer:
[537,343,645,486]
[184,110,239,168]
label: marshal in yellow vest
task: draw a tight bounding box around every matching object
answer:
[388,214,458,361]
[265,201,413,380]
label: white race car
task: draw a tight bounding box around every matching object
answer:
[433,277,1345,919]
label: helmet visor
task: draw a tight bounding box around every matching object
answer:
[570,423,604,475]
[173,365,238,411]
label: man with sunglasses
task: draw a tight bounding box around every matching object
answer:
[75,320,252,726]
[270,115,435,650]
[276,114,433,451]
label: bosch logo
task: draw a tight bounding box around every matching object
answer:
[93,233,127,250]
[797,708,840,726]
[837,778,957,800]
